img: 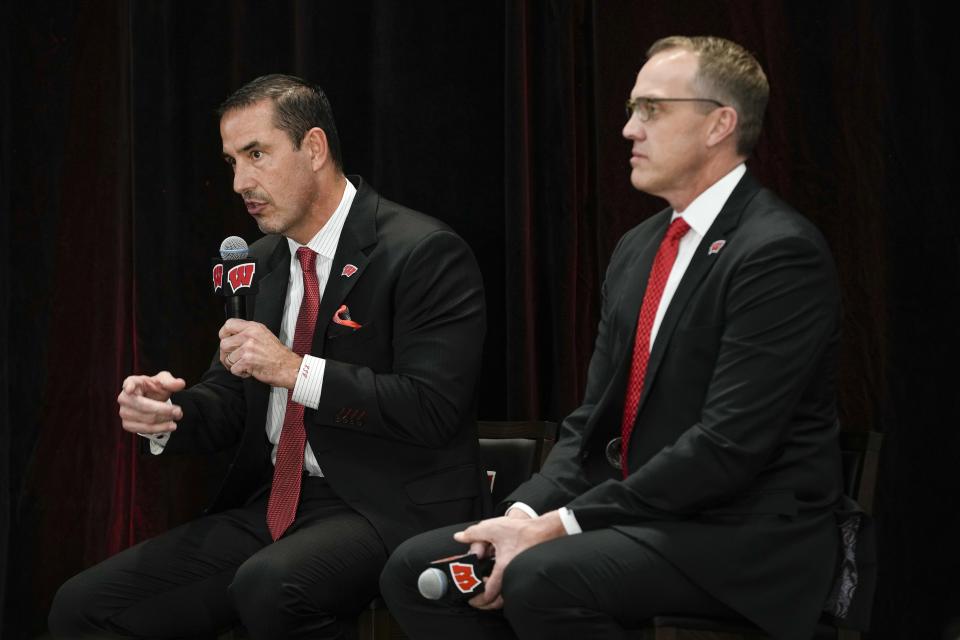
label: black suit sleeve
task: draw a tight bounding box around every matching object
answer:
[311,229,486,448]
[566,234,840,527]
[163,354,246,454]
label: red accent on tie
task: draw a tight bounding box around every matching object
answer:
[620,217,690,477]
[266,247,320,540]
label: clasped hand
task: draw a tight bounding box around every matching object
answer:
[218,318,301,388]
[453,510,566,610]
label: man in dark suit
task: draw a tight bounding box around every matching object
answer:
[381,36,856,640]
[48,75,487,639]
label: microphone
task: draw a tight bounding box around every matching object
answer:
[220,235,249,260]
[212,236,259,319]
[417,552,494,602]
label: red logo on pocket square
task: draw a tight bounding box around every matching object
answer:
[341,264,358,278]
[708,240,726,255]
[333,304,362,329]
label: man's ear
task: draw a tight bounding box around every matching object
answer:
[706,106,738,148]
[303,127,329,171]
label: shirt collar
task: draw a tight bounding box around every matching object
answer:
[286,178,358,261]
[671,163,746,237]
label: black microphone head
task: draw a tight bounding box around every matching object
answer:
[417,567,449,601]
[219,236,249,260]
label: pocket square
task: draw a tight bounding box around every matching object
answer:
[332,304,362,329]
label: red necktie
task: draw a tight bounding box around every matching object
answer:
[266,247,320,540]
[620,217,690,476]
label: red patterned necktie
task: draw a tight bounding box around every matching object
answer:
[620,217,690,477]
[266,247,320,540]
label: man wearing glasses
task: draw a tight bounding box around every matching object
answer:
[381,36,864,639]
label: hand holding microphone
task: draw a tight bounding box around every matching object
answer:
[212,236,301,388]
[416,511,568,610]
[218,319,302,388]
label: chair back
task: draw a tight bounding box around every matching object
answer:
[838,430,883,515]
[477,421,557,505]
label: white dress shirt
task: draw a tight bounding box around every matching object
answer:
[143,179,358,479]
[510,164,747,533]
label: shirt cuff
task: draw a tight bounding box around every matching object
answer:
[558,506,582,535]
[506,502,539,519]
[292,355,325,409]
[137,432,169,455]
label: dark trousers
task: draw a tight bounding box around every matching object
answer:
[49,477,388,639]
[380,522,736,640]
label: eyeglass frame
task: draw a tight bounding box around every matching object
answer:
[625,96,725,122]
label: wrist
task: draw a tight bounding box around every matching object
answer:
[282,354,304,390]
[506,507,533,520]
[531,511,567,541]
[505,502,538,520]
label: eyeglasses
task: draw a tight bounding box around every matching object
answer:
[625,96,725,122]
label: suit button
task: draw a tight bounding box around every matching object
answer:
[581,450,590,461]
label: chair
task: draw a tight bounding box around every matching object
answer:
[632,430,883,640]
[357,420,558,640]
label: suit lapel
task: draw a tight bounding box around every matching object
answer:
[313,176,378,355]
[637,171,762,412]
[251,238,291,335]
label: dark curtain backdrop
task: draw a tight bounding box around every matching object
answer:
[1,0,11,632]
[2,2,957,638]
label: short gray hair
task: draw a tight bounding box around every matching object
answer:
[648,36,769,155]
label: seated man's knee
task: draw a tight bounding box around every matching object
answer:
[501,547,573,614]
[231,553,335,638]
[48,573,107,636]
[231,555,294,627]
[380,533,433,603]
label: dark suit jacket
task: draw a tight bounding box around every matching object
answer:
[165,176,488,551]
[509,172,865,639]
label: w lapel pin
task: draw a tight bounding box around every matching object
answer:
[708,240,726,255]
[341,263,358,278]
